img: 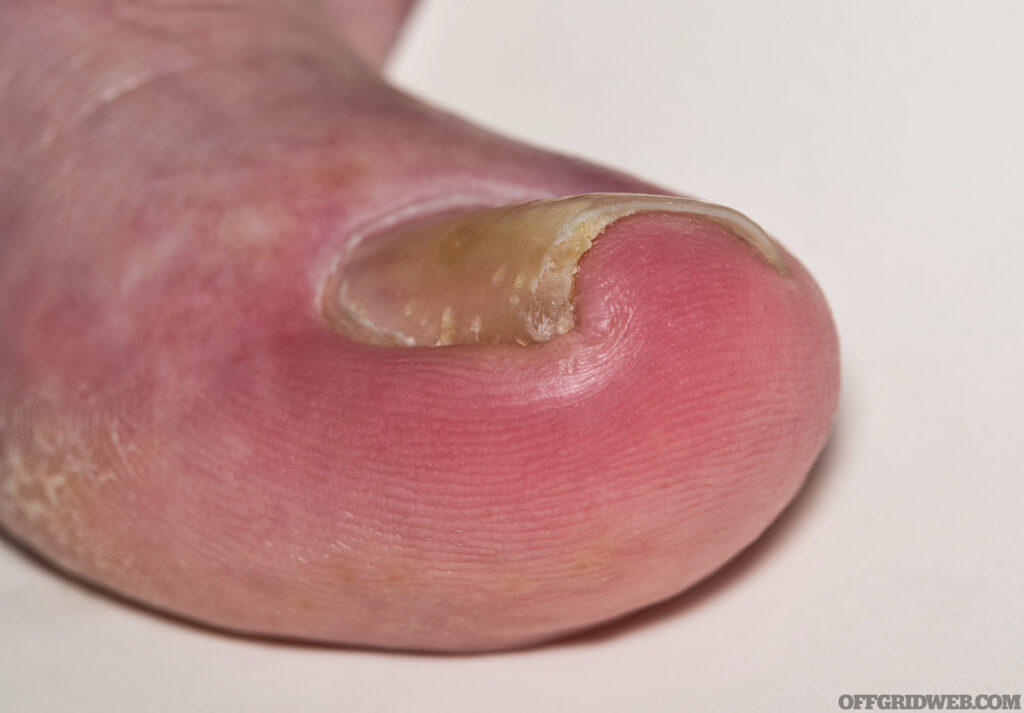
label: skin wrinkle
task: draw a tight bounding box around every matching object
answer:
[201,344,626,563]
[109,0,343,57]
[59,62,203,151]
[2,1,365,166]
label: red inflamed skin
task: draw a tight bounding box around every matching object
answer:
[0,0,839,652]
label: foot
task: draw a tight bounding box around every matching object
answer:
[0,0,838,652]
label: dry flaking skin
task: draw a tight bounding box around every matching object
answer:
[321,193,785,347]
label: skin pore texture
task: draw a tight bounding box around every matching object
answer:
[0,0,839,652]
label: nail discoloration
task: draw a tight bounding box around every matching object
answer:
[321,193,784,347]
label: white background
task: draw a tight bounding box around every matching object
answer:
[3,1,1022,709]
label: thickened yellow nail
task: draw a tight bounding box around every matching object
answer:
[321,193,783,347]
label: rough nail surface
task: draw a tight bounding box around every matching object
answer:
[323,193,784,347]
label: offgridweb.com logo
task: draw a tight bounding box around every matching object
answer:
[838,694,1022,710]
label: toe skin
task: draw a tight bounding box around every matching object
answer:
[0,208,838,653]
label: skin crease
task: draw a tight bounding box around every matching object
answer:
[0,1,839,652]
